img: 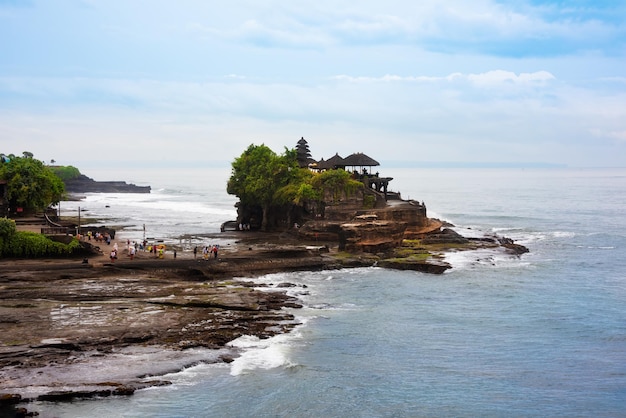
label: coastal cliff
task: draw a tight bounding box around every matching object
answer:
[63,174,151,194]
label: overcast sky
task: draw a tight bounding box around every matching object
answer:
[1,0,625,168]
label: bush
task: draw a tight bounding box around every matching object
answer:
[363,194,376,209]
[0,217,16,237]
[0,231,83,258]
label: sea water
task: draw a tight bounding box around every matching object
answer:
[30,167,626,417]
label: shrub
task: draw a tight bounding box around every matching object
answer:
[0,217,16,237]
[363,194,376,209]
[0,231,82,258]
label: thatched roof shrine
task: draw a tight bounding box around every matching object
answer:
[316,153,345,170]
[341,152,380,171]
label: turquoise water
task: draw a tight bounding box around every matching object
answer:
[31,168,626,417]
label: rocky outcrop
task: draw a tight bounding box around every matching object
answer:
[421,228,469,245]
[298,199,431,253]
[338,220,406,252]
[64,174,150,193]
[497,236,530,255]
[377,258,451,274]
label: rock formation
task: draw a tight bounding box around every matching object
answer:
[63,174,150,193]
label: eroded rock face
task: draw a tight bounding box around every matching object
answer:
[338,221,407,252]
[298,221,343,242]
[359,204,428,228]
[299,200,429,253]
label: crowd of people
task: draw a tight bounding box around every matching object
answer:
[102,237,221,263]
[77,229,225,263]
[193,245,220,260]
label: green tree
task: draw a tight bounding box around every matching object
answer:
[227,144,299,231]
[311,168,363,203]
[0,154,65,213]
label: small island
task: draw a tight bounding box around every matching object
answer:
[224,138,528,274]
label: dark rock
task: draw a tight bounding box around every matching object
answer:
[37,390,112,402]
[112,386,136,396]
[377,259,452,274]
[14,406,38,417]
[0,393,21,405]
[36,385,136,402]
[30,341,82,351]
[495,236,529,255]
[421,228,469,245]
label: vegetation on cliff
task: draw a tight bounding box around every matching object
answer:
[48,165,81,181]
[227,144,363,231]
[0,152,65,213]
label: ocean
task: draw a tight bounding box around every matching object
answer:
[29,167,626,417]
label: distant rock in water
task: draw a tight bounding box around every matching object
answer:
[64,174,151,193]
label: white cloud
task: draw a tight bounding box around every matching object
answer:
[331,70,555,87]
[466,70,555,87]
[0,0,624,167]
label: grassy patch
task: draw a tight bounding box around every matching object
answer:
[331,251,355,260]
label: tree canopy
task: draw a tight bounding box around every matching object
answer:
[227,143,364,231]
[227,144,301,230]
[0,153,65,213]
[49,165,81,182]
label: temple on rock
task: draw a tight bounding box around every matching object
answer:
[296,137,396,200]
[291,136,438,252]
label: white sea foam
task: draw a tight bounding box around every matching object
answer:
[576,245,615,250]
[552,231,577,238]
[227,329,303,376]
[1,346,230,399]
[444,248,531,271]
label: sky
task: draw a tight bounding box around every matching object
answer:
[0,0,625,168]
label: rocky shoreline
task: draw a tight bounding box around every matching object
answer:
[0,232,373,414]
[0,227,527,415]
